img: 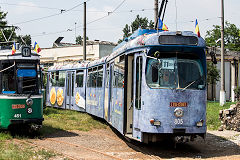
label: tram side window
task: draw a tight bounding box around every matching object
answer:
[76,70,84,88]
[97,70,103,88]
[91,72,97,88]
[113,71,118,88]
[87,69,92,87]
[118,73,124,88]
[51,71,65,87]
[2,62,16,94]
[51,72,57,86]
[59,71,66,87]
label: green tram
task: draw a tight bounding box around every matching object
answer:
[0,46,44,130]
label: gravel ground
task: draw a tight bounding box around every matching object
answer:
[26,128,240,160]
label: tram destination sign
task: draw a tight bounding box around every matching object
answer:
[159,35,198,46]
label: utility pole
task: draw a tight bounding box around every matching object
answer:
[83,2,87,61]
[75,22,77,42]
[220,0,225,106]
[154,0,159,28]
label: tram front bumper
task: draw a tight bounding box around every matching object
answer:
[10,118,44,125]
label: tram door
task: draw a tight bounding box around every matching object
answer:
[125,55,134,134]
[132,55,143,133]
[104,63,112,122]
[66,71,75,110]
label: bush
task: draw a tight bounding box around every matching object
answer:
[234,86,240,101]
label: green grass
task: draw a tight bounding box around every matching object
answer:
[41,107,107,135]
[0,132,12,141]
[0,141,56,160]
[207,101,236,130]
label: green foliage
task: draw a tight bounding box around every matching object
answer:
[76,35,89,45]
[207,62,220,85]
[16,35,32,45]
[118,15,154,43]
[234,86,240,101]
[0,10,31,45]
[205,21,240,51]
[0,132,12,141]
[207,102,235,130]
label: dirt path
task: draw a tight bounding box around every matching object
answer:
[25,128,240,160]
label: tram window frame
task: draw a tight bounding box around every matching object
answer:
[72,73,74,96]
[76,70,84,88]
[106,64,110,88]
[97,66,103,88]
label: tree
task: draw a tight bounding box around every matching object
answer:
[207,62,220,85]
[205,21,240,51]
[118,15,154,43]
[0,10,31,46]
[207,61,220,100]
[76,35,89,45]
[16,35,32,45]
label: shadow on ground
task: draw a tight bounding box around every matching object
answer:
[5,124,79,139]
[110,126,240,159]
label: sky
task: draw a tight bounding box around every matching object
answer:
[0,0,239,48]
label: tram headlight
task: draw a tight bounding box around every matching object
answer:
[174,108,184,117]
[196,119,204,127]
[26,98,33,106]
[150,119,161,126]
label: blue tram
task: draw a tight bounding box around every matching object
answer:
[46,29,207,143]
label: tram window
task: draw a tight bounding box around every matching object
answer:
[72,74,74,96]
[106,69,110,88]
[51,72,57,86]
[113,71,118,88]
[17,69,37,94]
[76,70,84,88]
[178,60,204,89]
[135,57,142,110]
[118,73,124,88]
[2,62,16,94]
[97,71,103,88]
[58,71,66,87]
[92,72,97,88]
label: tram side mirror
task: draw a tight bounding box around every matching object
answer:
[152,66,158,82]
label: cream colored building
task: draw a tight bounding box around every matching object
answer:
[39,40,117,66]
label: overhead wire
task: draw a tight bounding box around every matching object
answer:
[11,0,90,26]
[31,0,127,37]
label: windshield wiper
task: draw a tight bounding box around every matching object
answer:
[182,77,203,91]
[182,80,197,91]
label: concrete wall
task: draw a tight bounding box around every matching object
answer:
[39,45,100,63]
[215,61,231,101]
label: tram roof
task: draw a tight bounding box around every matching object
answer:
[107,29,206,61]
[48,62,89,71]
[0,48,40,60]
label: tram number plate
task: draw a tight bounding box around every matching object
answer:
[14,114,22,118]
[174,119,183,125]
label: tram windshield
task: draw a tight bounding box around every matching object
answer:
[146,55,205,90]
[1,61,39,94]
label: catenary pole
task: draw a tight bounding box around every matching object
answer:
[220,0,225,106]
[83,2,86,61]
